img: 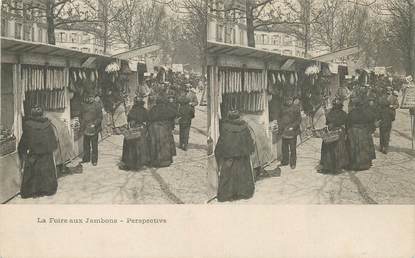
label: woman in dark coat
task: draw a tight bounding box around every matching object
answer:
[18,106,58,198]
[148,97,177,167]
[215,110,255,202]
[119,98,150,171]
[319,99,349,174]
[346,99,376,171]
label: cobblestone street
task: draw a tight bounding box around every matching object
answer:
[213,108,415,205]
[10,106,209,204]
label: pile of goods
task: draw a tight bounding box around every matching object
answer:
[105,62,120,73]
[70,118,81,140]
[0,126,16,156]
[305,65,320,76]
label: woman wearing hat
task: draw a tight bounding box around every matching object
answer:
[319,98,349,174]
[18,106,58,198]
[119,98,150,171]
[214,110,255,202]
[148,97,177,167]
[346,98,376,171]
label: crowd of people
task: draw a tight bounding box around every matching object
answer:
[214,71,405,202]
[16,70,202,199]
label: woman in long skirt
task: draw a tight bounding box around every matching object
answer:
[18,106,58,198]
[215,110,255,202]
[119,98,150,171]
[346,99,376,171]
[319,99,349,174]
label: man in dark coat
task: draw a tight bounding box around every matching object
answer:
[378,88,399,154]
[177,97,195,151]
[148,97,177,167]
[80,96,103,166]
[215,110,255,202]
[119,98,150,171]
[278,96,302,169]
[18,106,58,198]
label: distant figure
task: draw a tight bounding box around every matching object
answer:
[346,99,376,171]
[177,97,195,151]
[80,96,103,166]
[148,97,177,167]
[18,106,58,198]
[215,110,255,202]
[378,87,399,154]
[119,98,150,171]
[319,98,349,174]
[279,96,302,169]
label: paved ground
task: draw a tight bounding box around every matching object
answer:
[212,108,415,205]
[10,105,209,204]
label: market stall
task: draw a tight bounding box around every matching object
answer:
[206,41,347,197]
[0,37,113,203]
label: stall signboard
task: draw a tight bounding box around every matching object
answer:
[374,66,386,75]
[401,84,415,109]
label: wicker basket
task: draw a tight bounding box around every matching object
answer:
[123,127,143,140]
[312,127,342,143]
[0,137,16,156]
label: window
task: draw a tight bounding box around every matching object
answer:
[240,31,244,45]
[71,33,78,43]
[37,27,42,42]
[31,27,35,41]
[23,24,31,41]
[1,19,7,37]
[272,35,281,46]
[71,47,79,50]
[216,24,223,42]
[264,35,270,44]
[82,33,90,44]
[283,35,291,45]
[81,47,90,52]
[15,23,22,39]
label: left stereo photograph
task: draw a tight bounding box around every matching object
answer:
[0,0,209,204]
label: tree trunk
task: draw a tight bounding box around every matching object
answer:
[103,20,108,54]
[246,0,255,47]
[46,0,56,45]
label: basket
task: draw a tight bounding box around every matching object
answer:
[123,127,143,140]
[0,137,16,156]
[312,127,342,143]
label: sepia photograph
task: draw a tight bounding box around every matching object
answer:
[0,0,415,257]
[206,0,415,204]
[1,0,208,204]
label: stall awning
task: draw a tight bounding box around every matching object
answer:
[207,41,347,71]
[1,37,113,63]
[208,41,314,64]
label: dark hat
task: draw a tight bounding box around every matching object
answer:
[227,109,240,120]
[134,97,145,105]
[30,105,43,117]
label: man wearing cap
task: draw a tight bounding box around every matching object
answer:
[177,97,195,151]
[18,106,58,198]
[215,110,255,202]
[80,96,103,166]
[278,96,302,169]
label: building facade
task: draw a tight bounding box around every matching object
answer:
[207,0,306,58]
[254,30,306,57]
[54,29,105,55]
[1,0,48,43]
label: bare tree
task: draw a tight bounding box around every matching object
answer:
[113,0,166,49]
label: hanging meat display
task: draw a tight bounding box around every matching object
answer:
[21,66,67,91]
[25,90,66,111]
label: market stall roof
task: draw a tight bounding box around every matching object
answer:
[208,40,316,64]
[207,41,347,70]
[1,36,113,62]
